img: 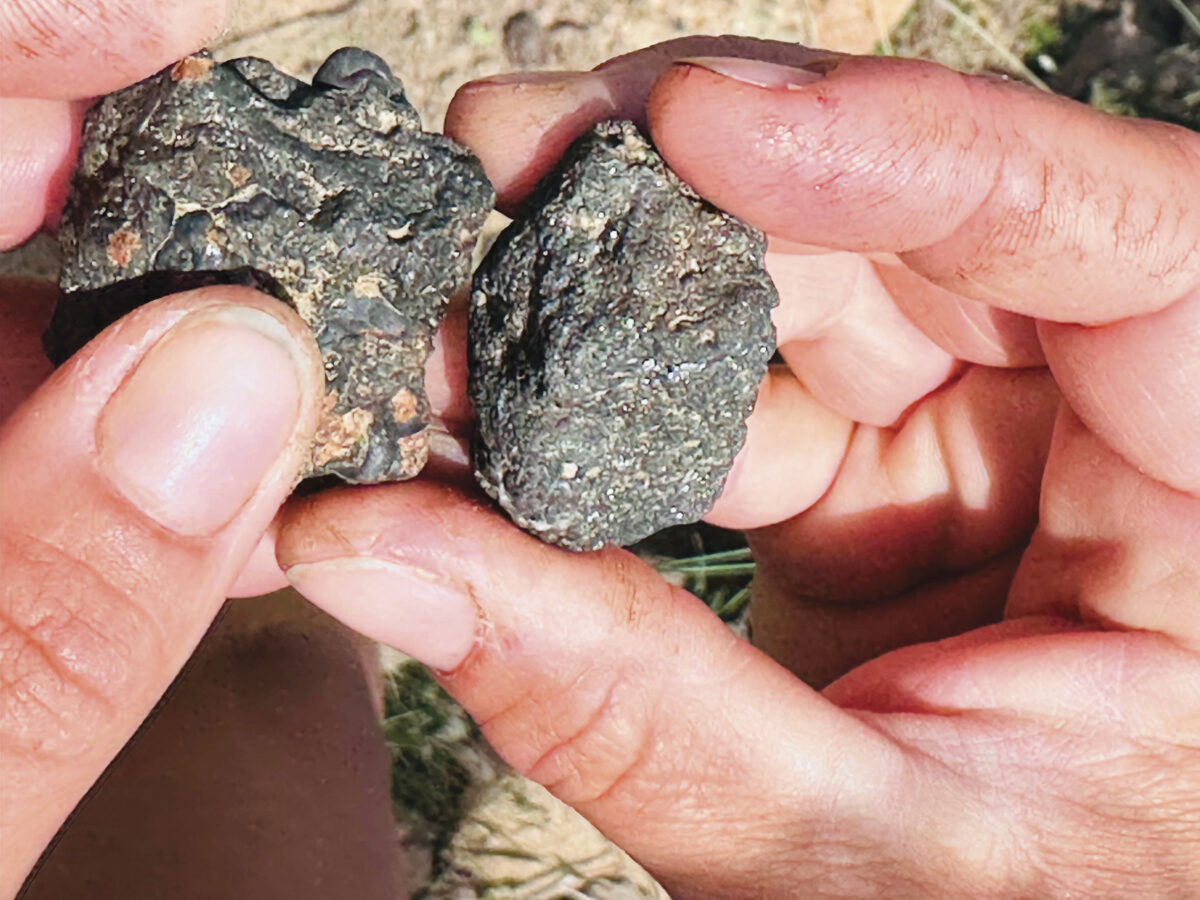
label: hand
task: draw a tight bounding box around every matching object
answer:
[0,2,334,892]
[279,39,1200,898]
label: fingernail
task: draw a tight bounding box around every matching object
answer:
[98,307,306,536]
[677,56,840,89]
[286,558,478,671]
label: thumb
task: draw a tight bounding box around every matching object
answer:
[279,483,921,898]
[0,286,323,891]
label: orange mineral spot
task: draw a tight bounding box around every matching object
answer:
[396,431,430,475]
[226,163,253,188]
[311,392,374,468]
[171,56,216,83]
[106,227,140,268]
[390,387,419,423]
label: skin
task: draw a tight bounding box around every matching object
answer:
[285,42,1200,899]
[3,9,1200,900]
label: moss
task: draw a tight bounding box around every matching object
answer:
[1024,15,1064,56]
[1088,78,1145,116]
[382,660,480,854]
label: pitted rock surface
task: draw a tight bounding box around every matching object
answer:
[49,47,494,483]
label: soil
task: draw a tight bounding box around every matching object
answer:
[891,0,1200,129]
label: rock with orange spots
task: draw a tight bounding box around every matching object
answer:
[48,47,493,483]
[470,121,777,550]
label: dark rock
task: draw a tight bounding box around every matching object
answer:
[470,120,777,550]
[49,48,494,483]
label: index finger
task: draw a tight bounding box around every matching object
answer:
[0,0,229,100]
[647,56,1200,326]
[445,36,837,215]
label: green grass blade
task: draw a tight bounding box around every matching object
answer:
[1166,0,1200,40]
[932,0,1052,92]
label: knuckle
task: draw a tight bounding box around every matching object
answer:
[486,549,683,809]
[0,532,160,760]
[522,665,658,809]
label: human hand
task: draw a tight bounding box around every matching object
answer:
[0,2,337,892]
[279,39,1200,898]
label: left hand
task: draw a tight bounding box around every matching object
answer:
[0,3,334,893]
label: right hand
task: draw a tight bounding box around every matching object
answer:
[279,39,1200,898]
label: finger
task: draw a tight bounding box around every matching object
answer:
[1038,288,1200,495]
[423,300,471,432]
[278,482,924,898]
[824,618,1200,761]
[225,306,474,600]
[226,519,287,599]
[0,278,55,421]
[763,242,857,338]
[0,0,229,100]
[752,549,1023,688]
[747,366,1059,678]
[0,98,82,249]
[1008,405,1200,652]
[0,286,323,891]
[444,37,837,213]
[647,56,1200,324]
[774,252,958,426]
[875,262,1045,368]
[704,365,852,530]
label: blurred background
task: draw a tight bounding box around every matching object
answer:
[11,0,1199,897]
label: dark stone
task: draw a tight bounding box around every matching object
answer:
[469,120,777,551]
[49,48,494,483]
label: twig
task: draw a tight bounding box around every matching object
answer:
[713,584,751,619]
[663,562,757,577]
[1166,0,1200,40]
[656,547,753,570]
[871,0,896,55]
[931,0,1052,92]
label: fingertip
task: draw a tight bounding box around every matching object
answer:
[705,367,852,530]
[227,518,288,598]
[778,260,959,427]
[0,98,80,250]
[647,56,991,253]
[445,72,617,213]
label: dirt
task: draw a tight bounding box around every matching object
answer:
[216,0,911,128]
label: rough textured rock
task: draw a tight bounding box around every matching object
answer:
[49,47,493,483]
[470,120,777,550]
